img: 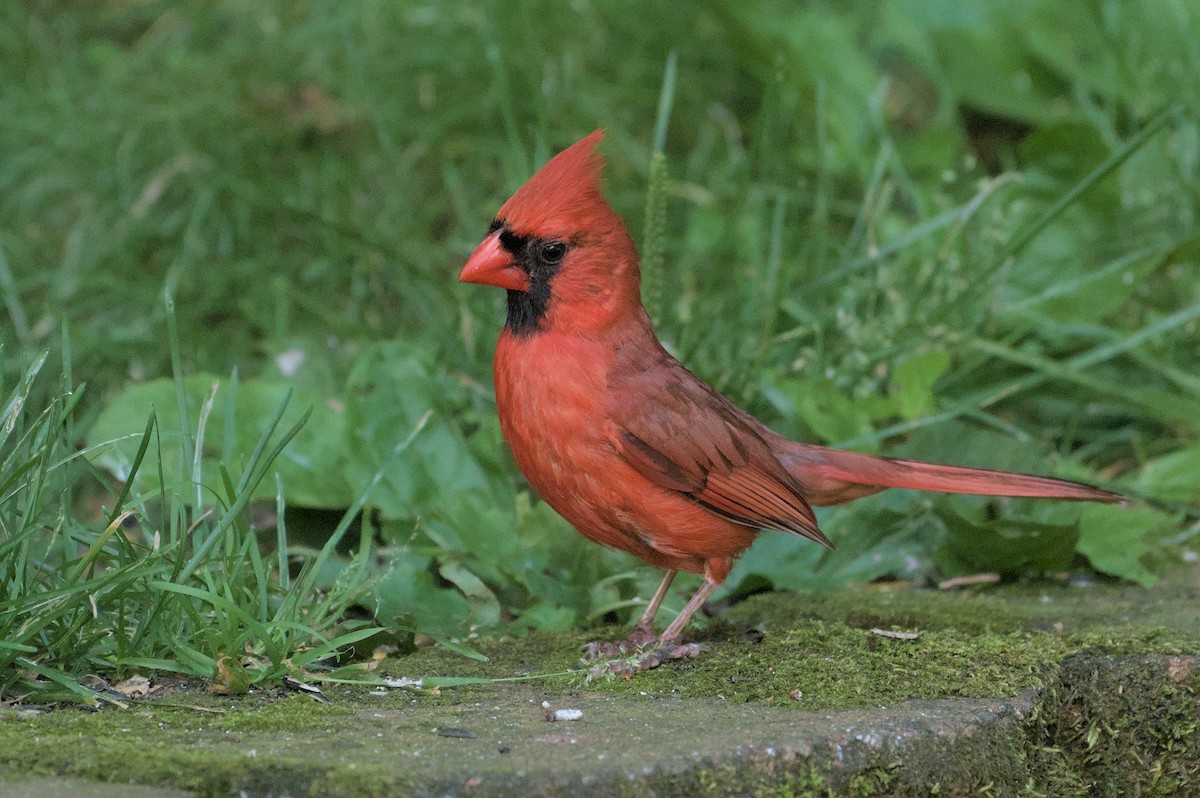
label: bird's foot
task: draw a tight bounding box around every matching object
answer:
[580,622,659,662]
[584,640,709,679]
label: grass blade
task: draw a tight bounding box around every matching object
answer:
[980,105,1182,281]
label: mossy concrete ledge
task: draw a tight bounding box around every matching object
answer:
[3,570,1198,797]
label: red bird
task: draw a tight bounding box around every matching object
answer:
[460,131,1121,669]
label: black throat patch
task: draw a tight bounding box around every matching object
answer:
[494,222,567,337]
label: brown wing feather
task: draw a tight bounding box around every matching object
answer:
[608,357,831,548]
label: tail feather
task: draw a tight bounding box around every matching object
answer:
[773,442,1124,508]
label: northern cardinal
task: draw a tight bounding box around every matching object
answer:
[460,131,1121,669]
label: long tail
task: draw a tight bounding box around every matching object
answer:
[772,440,1124,507]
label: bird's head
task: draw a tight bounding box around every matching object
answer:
[459,130,643,337]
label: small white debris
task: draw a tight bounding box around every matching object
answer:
[937,572,1001,590]
[383,676,424,689]
[541,701,583,722]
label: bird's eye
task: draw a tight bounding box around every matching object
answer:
[540,241,567,264]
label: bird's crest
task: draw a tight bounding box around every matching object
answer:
[498,130,618,238]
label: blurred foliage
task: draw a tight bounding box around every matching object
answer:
[4,0,1200,637]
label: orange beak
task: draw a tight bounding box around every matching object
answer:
[459,231,530,292]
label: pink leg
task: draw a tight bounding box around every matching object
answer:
[656,576,719,645]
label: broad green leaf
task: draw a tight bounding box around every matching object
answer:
[890,349,950,420]
[1076,505,1172,587]
[515,602,578,632]
[1133,446,1200,503]
[725,498,937,597]
[762,375,892,448]
[438,560,501,629]
[392,626,489,662]
[925,13,1065,122]
[1025,3,1196,111]
[893,420,1051,475]
[712,3,880,168]
[371,552,473,637]
[342,344,492,518]
[936,507,1079,576]
[1006,242,1161,325]
[86,374,352,508]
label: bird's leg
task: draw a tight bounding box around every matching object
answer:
[627,570,676,645]
[655,575,719,647]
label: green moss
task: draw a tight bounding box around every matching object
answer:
[217,693,355,732]
[677,761,832,798]
[1027,654,1200,796]
[751,764,828,797]
[847,767,894,797]
[581,621,1063,706]
[0,686,424,798]
[3,581,1198,796]
[383,629,585,678]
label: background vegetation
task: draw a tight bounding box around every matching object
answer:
[2,0,1198,696]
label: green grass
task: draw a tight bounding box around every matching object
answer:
[0,315,402,703]
[1,1,1199,698]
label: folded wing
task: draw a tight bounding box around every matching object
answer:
[608,364,832,548]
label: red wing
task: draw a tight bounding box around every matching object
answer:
[610,366,831,548]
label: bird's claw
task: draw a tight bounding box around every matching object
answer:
[585,641,709,679]
[580,639,632,661]
[580,623,660,662]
